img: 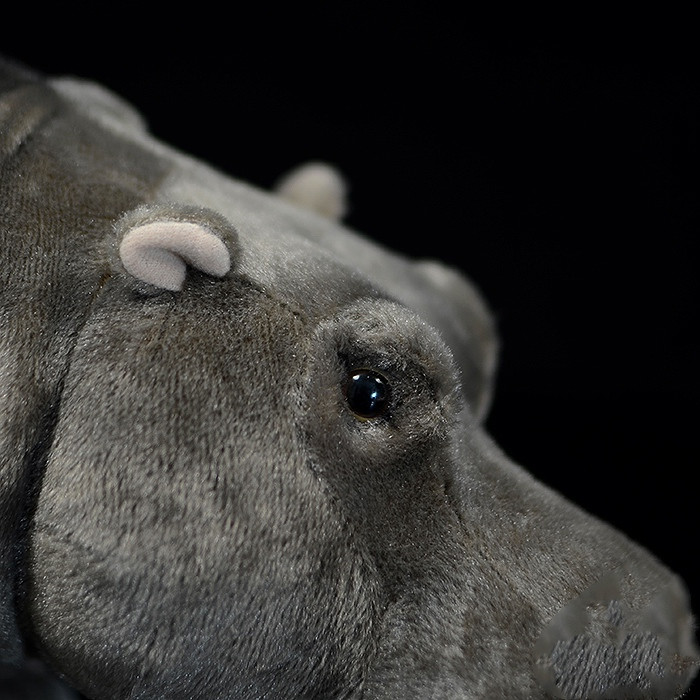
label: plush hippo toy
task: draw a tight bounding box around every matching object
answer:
[0,56,698,699]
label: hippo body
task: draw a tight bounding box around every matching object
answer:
[0,57,697,699]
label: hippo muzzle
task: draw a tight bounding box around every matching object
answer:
[0,57,697,699]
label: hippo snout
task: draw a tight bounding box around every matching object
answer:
[533,573,698,698]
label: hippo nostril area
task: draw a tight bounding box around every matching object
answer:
[533,574,699,699]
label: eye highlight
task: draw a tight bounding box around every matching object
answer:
[345,370,390,420]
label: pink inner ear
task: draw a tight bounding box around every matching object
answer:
[119,221,231,291]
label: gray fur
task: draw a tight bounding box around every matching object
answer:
[0,57,697,699]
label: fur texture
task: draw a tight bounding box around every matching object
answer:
[0,57,697,699]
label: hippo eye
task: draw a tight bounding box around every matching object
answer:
[345,370,390,419]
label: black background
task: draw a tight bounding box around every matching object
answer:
[4,7,698,694]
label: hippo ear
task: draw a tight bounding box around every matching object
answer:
[116,206,236,291]
[275,162,348,221]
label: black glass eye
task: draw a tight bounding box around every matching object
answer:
[345,370,390,419]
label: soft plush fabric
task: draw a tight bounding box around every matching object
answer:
[0,56,697,699]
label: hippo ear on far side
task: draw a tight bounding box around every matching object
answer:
[275,162,348,222]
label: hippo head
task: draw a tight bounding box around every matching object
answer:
[0,57,697,699]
